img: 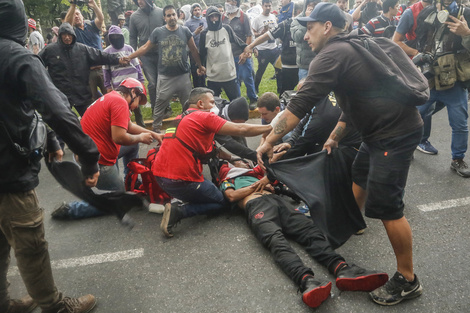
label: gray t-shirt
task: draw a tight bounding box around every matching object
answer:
[149,25,192,76]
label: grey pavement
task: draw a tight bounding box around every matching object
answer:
[7,112,470,313]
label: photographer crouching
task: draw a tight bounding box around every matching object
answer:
[393,0,470,177]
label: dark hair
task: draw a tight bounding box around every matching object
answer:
[187,87,214,107]
[215,3,223,8]
[115,86,133,98]
[382,0,399,13]
[257,92,280,111]
[163,5,176,16]
[262,0,272,4]
[60,11,67,20]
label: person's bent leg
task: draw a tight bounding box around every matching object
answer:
[445,83,469,161]
[255,50,269,93]
[246,196,331,308]
[382,217,413,280]
[239,58,258,102]
[118,144,139,177]
[222,79,241,101]
[140,55,158,114]
[206,81,223,98]
[246,196,314,284]
[365,128,424,305]
[0,191,60,310]
[152,75,174,132]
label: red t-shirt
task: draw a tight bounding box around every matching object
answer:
[81,91,130,166]
[152,109,227,182]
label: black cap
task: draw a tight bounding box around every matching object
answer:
[297,2,345,29]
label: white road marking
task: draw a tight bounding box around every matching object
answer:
[8,248,144,277]
[417,197,470,212]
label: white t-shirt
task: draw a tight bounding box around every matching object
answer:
[28,31,45,54]
[251,13,277,51]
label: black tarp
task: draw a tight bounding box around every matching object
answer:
[45,159,143,228]
[267,148,366,249]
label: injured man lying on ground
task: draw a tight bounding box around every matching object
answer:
[218,159,388,309]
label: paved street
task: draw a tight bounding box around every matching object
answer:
[8,111,470,313]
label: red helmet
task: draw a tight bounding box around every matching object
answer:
[119,78,147,105]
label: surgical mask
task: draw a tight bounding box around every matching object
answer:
[210,106,220,115]
[225,3,238,14]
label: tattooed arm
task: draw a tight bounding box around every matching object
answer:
[256,110,301,168]
[322,121,349,154]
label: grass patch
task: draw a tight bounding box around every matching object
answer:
[136,57,277,121]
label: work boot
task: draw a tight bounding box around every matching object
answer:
[4,295,37,313]
[450,159,470,177]
[51,202,71,219]
[299,275,331,308]
[42,295,96,313]
[335,264,388,292]
[160,202,184,238]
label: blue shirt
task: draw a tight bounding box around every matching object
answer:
[75,20,102,50]
[395,8,414,35]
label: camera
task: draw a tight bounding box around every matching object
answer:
[73,0,87,6]
[412,52,435,79]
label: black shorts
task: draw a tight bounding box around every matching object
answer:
[352,127,422,220]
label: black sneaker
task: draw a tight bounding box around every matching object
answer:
[336,264,388,292]
[51,202,71,219]
[370,271,423,306]
[450,159,470,177]
[299,275,332,308]
[160,202,183,238]
[249,98,257,111]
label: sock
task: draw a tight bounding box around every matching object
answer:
[331,260,348,276]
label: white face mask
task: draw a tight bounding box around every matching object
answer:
[225,3,238,14]
[210,106,220,116]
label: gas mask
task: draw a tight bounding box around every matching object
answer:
[437,1,462,23]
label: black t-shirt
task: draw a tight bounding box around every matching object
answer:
[288,34,423,142]
[149,25,192,76]
[269,18,296,67]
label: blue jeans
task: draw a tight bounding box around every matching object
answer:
[207,79,241,101]
[155,177,227,218]
[298,68,308,81]
[66,144,137,219]
[234,56,258,101]
[118,144,139,177]
[418,82,468,159]
[67,163,126,218]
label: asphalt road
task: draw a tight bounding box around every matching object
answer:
[8,112,470,313]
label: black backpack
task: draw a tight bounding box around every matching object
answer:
[338,32,430,107]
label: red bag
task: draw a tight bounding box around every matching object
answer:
[125,147,171,204]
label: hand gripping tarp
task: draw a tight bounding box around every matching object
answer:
[267,148,366,249]
[45,159,143,228]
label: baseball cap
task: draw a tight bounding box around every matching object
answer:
[118,14,125,20]
[297,2,345,29]
[28,18,36,30]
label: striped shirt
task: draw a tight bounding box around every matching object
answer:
[361,14,399,37]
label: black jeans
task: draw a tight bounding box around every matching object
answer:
[245,194,344,285]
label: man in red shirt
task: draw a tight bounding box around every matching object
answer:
[156,87,271,237]
[52,78,163,219]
